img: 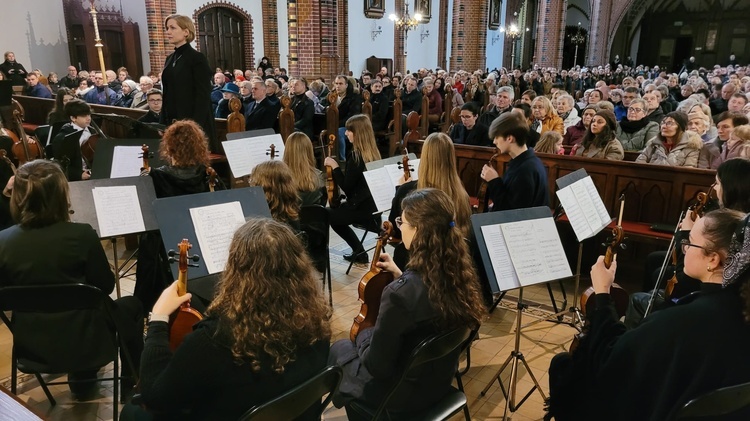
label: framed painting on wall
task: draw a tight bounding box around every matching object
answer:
[365,0,385,19]
[415,0,431,23]
[489,0,501,30]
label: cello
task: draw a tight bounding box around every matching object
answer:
[350,222,395,341]
[325,134,341,208]
[167,239,204,351]
[207,167,218,192]
[10,106,44,165]
[1,150,16,198]
[474,152,498,213]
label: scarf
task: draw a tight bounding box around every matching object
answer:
[618,117,650,134]
[723,213,750,287]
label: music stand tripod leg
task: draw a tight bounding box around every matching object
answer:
[480,288,547,416]
[111,237,121,298]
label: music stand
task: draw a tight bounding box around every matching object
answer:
[225,128,275,141]
[472,207,573,418]
[93,113,166,139]
[68,176,158,298]
[91,138,165,179]
[153,187,271,305]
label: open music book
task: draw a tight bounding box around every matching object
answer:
[222,133,286,178]
[91,185,146,238]
[555,169,612,242]
[364,159,420,213]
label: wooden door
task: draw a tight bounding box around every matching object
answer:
[197,8,245,72]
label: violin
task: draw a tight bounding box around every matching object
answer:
[207,167,218,192]
[81,119,107,168]
[325,134,341,208]
[139,144,152,172]
[266,144,276,160]
[1,150,16,198]
[474,152,498,213]
[167,239,204,351]
[398,146,413,181]
[350,222,395,341]
[10,106,44,165]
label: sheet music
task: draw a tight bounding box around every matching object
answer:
[556,176,611,242]
[383,158,420,187]
[91,185,146,237]
[500,217,572,286]
[222,134,286,178]
[480,224,521,291]
[189,201,246,274]
[364,168,396,213]
[110,146,145,178]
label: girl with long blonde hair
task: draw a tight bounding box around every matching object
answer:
[283,132,326,207]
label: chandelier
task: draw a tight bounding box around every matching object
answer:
[389,4,422,31]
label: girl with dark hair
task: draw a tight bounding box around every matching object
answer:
[574,109,624,160]
[324,114,381,264]
[635,111,702,167]
[0,160,143,401]
[330,188,486,419]
[125,218,331,420]
[47,87,76,125]
[547,209,750,421]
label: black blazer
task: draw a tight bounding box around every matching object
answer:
[370,92,390,132]
[245,97,281,132]
[161,43,217,151]
[291,94,314,139]
[338,94,362,127]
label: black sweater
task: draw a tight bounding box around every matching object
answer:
[332,152,375,211]
[486,148,549,212]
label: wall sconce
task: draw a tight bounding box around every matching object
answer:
[491,33,501,46]
[371,25,382,41]
[420,28,430,43]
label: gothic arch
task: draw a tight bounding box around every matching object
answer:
[193,1,255,71]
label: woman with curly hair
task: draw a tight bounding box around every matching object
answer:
[248,160,301,231]
[324,114,381,264]
[283,132,326,207]
[330,188,486,419]
[574,108,625,160]
[547,208,750,421]
[126,218,331,420]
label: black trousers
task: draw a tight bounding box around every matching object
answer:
[329,203,377,254]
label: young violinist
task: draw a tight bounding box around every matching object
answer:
[547,209,750,421]
[329,188,485,419]
[324,114,381,264]
[0,160,143,401]
[49,98,95,181]
[282,132,326,207]
[626,157,750,328]
[122,218,331,420]
[388,132,472,268]
[248,160,302,231]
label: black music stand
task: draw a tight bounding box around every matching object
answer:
[93,113,166,139]
[91,138,165,179]
[153,187,271,307]
[53,130,85,181]
[68,176,158,298]
[472,207,574,418]
[0,81,12,107]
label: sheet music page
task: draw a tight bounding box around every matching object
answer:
[480,224,521,291]
[556,187,592,241]
[189,201,246,275]
[364,167,396,213]
[500,217,572,286]
[582,176,612,231]
[222,134,286,178]
[570,181,602,233]
[383,163,408,188]
[110,146,146,178]
[91,185,146,237]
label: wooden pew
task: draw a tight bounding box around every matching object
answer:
[441,89,454,133]
[387,89,403,158]
[361,90,372,120]
[407,138,716,228]
[278,95,295,143]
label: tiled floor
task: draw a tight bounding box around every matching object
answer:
[0,228,583,420]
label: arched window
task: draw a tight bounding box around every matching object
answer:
[197,7,246,72]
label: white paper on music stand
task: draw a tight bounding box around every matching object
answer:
[382,159,420,187]
[189,201,246,274]
[364,168,396,213]
[92,185,146,237]
[110,146,146,178]
[480,224,521,290]
[556,176,611,242]
[500,217,572,286]
[222,134,286,178]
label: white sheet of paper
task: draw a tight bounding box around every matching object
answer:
[364,167,396,213]
[222,134,286,178]
[556,187,593,241]
[91,185,146,237]
[500,217,572,286]
[110,146,146,178]
[189,201,246,274]
[480,224,521,291]
[383,158,420,187]
[556,176,611,242]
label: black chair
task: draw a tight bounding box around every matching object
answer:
[347,326,472,421]
[300,205,333,306]
[345,212,384,275]
[238,365,343,421]
[33,124,51,148]
[0,283,137,421]
[454,327,480,421]
[675,381,750,420]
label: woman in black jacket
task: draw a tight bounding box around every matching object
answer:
[160,15,217,152]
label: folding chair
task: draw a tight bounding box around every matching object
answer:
[300,205,333,306]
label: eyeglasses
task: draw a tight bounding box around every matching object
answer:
[395,216,413,229]
[661,120,677,127]
[680,239,706,254]
[628,107,644,113]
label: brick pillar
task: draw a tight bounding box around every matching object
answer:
[437,0,449,70]
[337,0,349,74]
[533,0,567,69]
[319,0,339,81]
[393,0,406,74]
[587,0,612,66]
[262,0,280,67]
[145,0,177,74]
[450,0,489,71]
